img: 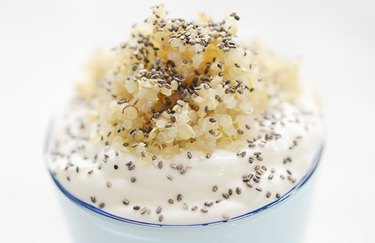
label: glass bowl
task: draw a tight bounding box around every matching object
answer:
[46,123,323,243]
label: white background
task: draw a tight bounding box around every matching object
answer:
[0,0,374,242]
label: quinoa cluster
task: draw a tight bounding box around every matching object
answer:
[77,4,300,158]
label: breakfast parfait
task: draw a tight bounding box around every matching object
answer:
[46,4,324,225]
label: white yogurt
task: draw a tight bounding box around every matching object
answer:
[46,93,324,224]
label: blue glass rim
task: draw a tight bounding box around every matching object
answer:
[47,144,323,228]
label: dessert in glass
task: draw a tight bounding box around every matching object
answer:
[45,4,324,243]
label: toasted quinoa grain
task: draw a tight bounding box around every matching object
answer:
[77,4,301,159]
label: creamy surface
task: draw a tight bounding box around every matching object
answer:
[46,93,324,224]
